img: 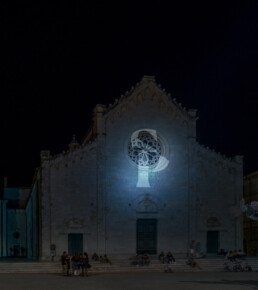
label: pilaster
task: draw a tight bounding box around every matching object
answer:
[2,200,8,256]
[187,131,197,249]
[40,151,51,260]
[234,155,244,250]
[0,201,2,256]
[95,105,107,254]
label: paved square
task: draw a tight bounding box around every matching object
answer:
[0,272,258,290]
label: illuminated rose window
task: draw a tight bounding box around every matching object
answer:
[128,131,162,167]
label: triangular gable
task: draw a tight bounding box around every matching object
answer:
[82,76,198,144]
[104,76,197,123]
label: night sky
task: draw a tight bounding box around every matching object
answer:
[2,1,258,190]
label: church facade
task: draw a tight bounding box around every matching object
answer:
[38,76,243,260]
[1,76,243,260]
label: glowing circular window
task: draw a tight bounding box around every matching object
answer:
[128,130,162,167]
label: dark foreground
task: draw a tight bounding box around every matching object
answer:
[0,272,258,290]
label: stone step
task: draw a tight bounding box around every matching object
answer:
[0,258,257,273]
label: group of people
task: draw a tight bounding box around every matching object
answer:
[61,252,89,277]
[225,249,246,261]
[61,244,246,274]
[91,253,112,264]
[158,252,175,264]
[61,252,113,276]
[131,253,150,266]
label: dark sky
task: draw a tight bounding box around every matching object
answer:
[2,1,258,189]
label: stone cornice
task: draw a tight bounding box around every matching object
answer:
[42,140,97,170]
[196,142,243,168]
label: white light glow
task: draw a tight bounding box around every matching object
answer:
[137,168,150,187]
[129,129,169,187]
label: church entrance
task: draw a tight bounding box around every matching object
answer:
[137,219,157,254]
[207,231,219,253]
[68,234,83,255]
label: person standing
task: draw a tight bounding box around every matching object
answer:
[189,240,195,257]
[72,253,80,276]
[83,252,89,276]
[65,254,71,276]
[79,253,84,276]
[61,251,67,276]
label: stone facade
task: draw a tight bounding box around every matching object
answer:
[38,76,243,260]
[243,171,258,255]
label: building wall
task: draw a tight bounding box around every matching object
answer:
[102,92,243,255]
[7,209,26,256]
[195,146,243,253]
[40,144,98,260]
[104,98,191,254]
[243,171,258,255]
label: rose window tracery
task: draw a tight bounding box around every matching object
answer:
[128,131,162,167]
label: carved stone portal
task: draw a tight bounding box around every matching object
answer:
[136,194,158,213]
[206,217,220,227]
[65,218,84,228]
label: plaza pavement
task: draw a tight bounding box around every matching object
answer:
[0,272,258,290]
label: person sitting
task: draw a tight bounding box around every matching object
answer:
[103,254,112,265]
[218,248,227,256]
[141,253,150,266]
[131,255,141,266]
[158,251,165,264]
[92,252,99,261]
[232,250,238,258]
[190,256,201,270]
[189,240,195,256]
[166,251,175,263]
[237,249,246,259]
[226,251,235,262]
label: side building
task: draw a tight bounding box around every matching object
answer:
[243,171,258,255]
[0,174,39,259]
